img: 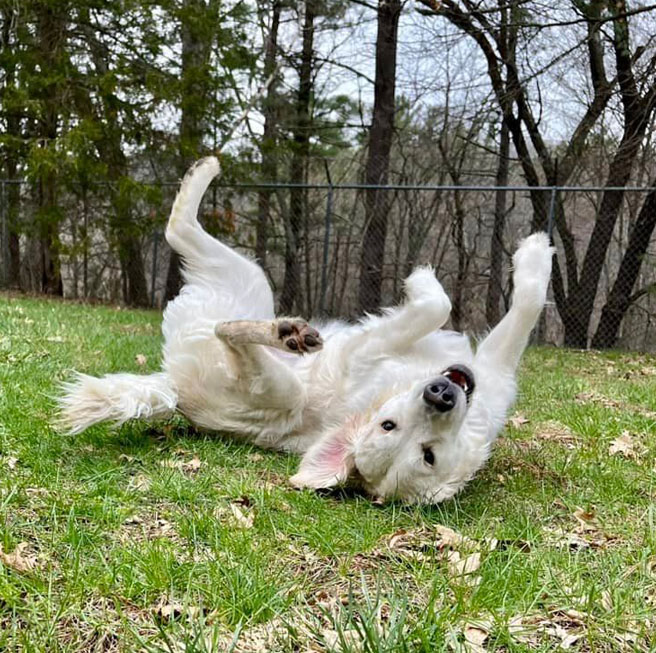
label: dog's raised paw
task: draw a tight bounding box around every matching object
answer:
[277,320,323,354]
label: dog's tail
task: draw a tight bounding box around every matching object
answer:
[57,372,178,434]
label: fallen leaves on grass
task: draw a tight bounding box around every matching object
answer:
[153,598,201,623]
[229,503,254,529]
[575,390,656,419]
[120,513,177,544]
[535,421,578,447]
[2,455,18,470]
[386,524,476,561]
[508,609,587,649]
[0,542,37,572]
[609,431,646,461]
[544,506,618,550]
[135,353,147,366]
[462,620,491,652]
[447,551,482,586]
[507,413,529,429]
[448,618,492,653]
[572,506,598,532]
[127,474,151,492]
[321,628,361,651]
[160,454,202,474]
[381,524,490,588]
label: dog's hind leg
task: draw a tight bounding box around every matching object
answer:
[165,156,274,316]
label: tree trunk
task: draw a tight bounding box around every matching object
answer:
[358,0,402,315]
[165,0,214,304]
[36,2,65,296]
[279,0,316,315]
[563,114,649,348]
[486,116,510,327]
[0,6,22,288]
[76,11,149,307]
[255,0,282,266]
[592,186,656,348]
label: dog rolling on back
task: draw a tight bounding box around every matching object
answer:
[59,157,554,504]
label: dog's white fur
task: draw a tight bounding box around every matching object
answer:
[59,157,554,504]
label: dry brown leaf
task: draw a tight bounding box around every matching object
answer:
[322,628,361,651]
[127,474,151,492]
[121,514,174,541]
[508,614,541,646]
[536,421,578,447]
[0,542,37,572]
[247,453,264,463]
[508,609,587,649]
[549,527,614,550]
[25,487,49,498]
[135,354,147,366]
[508,413,530,429]
[387,524,474,558]
[448,551,481,577]
[573,506,598,532]
[160,455,202,473]
[230,503,254,529]
[153,599,200,622]
[434,524,471,548]
[609,431,645,460]
[463,620,491,648]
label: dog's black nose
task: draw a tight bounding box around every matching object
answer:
[423,378,457,413]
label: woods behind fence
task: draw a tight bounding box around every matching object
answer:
[3,2,656,351]
[2,176,655,352]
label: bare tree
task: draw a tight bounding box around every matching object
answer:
[165,0,215,304]
[280,0,318,314]
[418,0,656,347]
[358,0,402,314]
[0,4,22,287]
[255,0,282,267]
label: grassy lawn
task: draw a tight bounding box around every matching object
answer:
[0,294,654,652]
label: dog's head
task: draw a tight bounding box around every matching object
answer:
[290,364,488,504]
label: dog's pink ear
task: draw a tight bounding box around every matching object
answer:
[289,416,364,489]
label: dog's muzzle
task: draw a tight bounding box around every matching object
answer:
[423,365,475,413]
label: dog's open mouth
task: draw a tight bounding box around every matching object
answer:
[443,365,475,400]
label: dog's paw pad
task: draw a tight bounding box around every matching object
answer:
[277,320,323,354]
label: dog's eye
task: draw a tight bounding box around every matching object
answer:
[381,420,396,431]
[423,447,435,466]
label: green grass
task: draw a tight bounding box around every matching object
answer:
[0,294,655,652]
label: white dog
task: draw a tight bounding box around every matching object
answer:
[59,157,553,504]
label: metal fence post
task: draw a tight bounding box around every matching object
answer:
[1,181,8,287]
[547,186,558,241]
[319,163,334,315]
[151,231,159,308]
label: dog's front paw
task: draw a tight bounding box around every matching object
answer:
[404,266,448,303]
[513,233,554,280]
[277,320,323,354]
[512,232,554,309]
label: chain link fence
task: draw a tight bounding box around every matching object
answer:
[1,179,656,351]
